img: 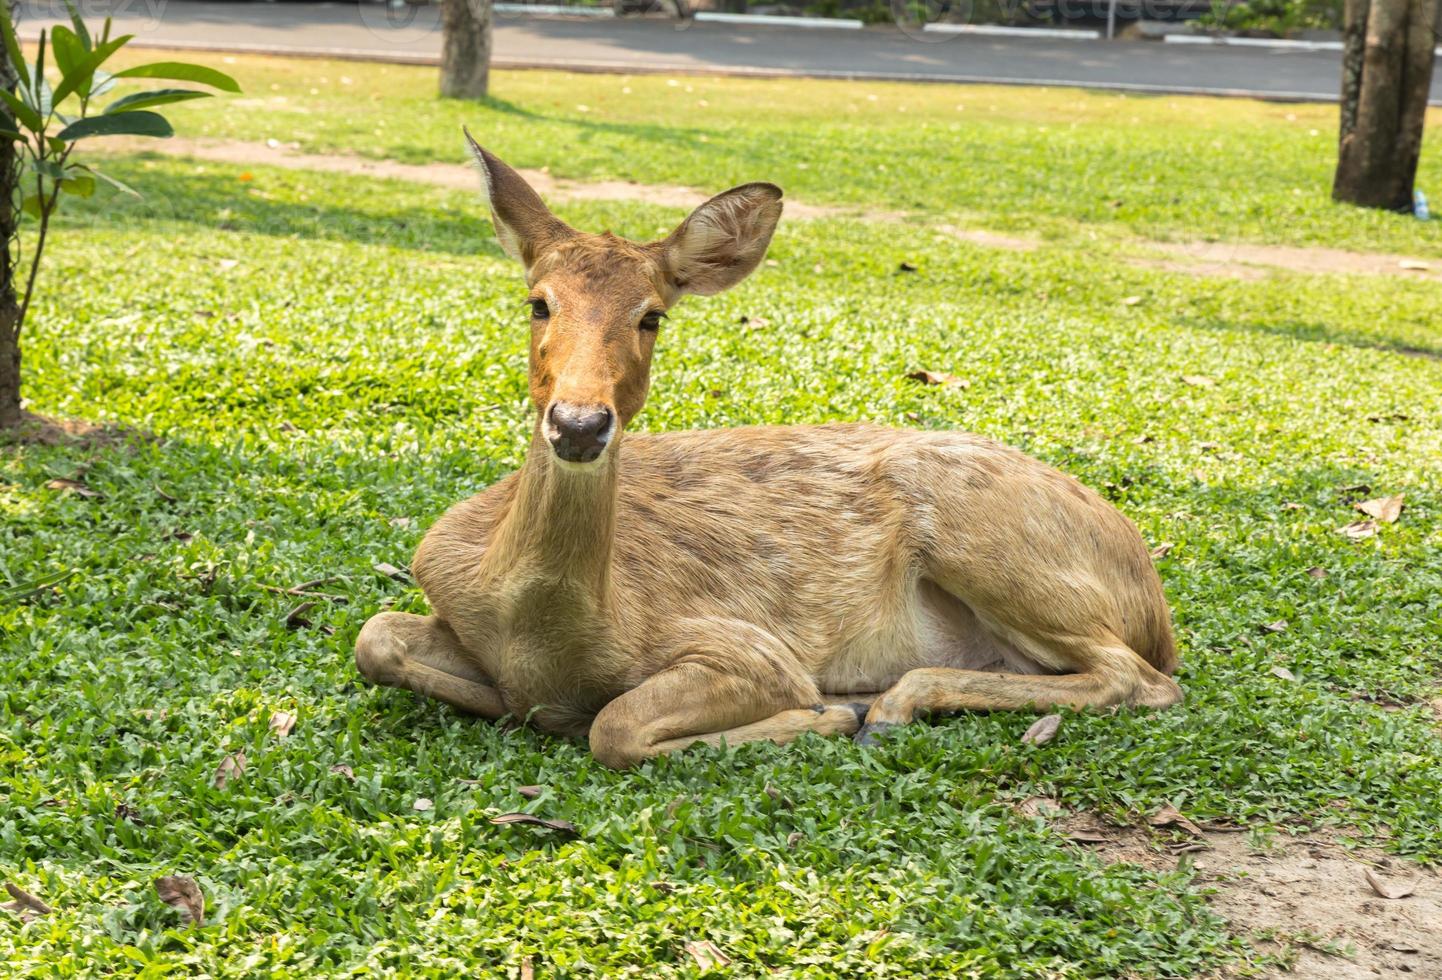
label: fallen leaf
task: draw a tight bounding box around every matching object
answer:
[154,483,179,503]
[1280,501,1304,511]
[906,369,969,388]
[329,763,355,780]
[1339,519,1378,540]
[1398,259,1430,271]
[1270,665,1298,682]
[213,751,247,789]
[786,830,803,849]
[1260,620,1287,634]
[269,710,297,738]
[413,798,434,812]
[2,882,53,921]
[489,812,578,834]
[1016,796,1065,818]
[1066,829,1111,843]
[1386,941,1420,953]
[373,562,409,580]
[1180,375,1216,387]
[154,875,205,925]
[517,785,542,799]
[684,939,731,970]
[1355,494,1404,523]
[1363,867,1415,899]
[388,517,414,529]
[1021,714,1062,746]
[115,802,145,825]
[1149,804,1204,837]
[1121,295,1142,306]
[897,261,918,272]
[519,955,535,980]
[1149,542,1174,560]
[44,477,101,498]
[1306,566,1327,579]
[218,258,240,270]
[738,314,770,330]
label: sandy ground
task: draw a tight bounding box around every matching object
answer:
[1048,804,1442,978]
[93,138,1442,284]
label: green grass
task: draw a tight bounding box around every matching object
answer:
[3,58,1441,977]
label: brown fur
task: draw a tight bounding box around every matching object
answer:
[353,139,1181,769]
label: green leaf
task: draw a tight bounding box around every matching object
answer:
[56,110,173,141]
[21,193,43,219]
[0,127,23,142]
[60,173,95,197]
[111,61,240,93]
[75,163,139,197]
[51,25,86,79]
[63,0,93,50]
[91,69,116,99]
[33,158,65,180]
[32,29,46,107]
[0,89,43,135]
[105,89,211,114]
[51,35,134,107]
[0,4,30,89]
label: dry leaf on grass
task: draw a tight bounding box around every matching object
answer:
[906,369,969,388]
[519,955,535,980]
[373,562,409,580]
[329,763,355,780]
[1306,566,1328,579]
[1180,375,1216,387]
[738,315,770,330]
[269,710,297,738]
[44,477,101,498]
[1016,796,1066,818]
[154,875,205,925]
[1339,519,1378,540]
[1065,829,1111,844]
[1021,714,1061,746]
[413,798,434,812]
[213,751,247,789]
[115,802,144,825]
[1121,295,1143,306]
[3,882,53,921]
[684,939,731,970]
[1363,867,1416,899]
[1280,501,1304,511]
[1149,804,1205,837]
[1355,494,1404,523]
[516,785,542,799]
[489,812,578,834]
[786,831,803,849]
[1259,620,1287,634]
[1270,666,1298,682]
[1398,259,1431,271]
[897,261,918,273]
[1149,542,1174,560]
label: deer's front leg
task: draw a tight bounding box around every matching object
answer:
[354,612,506,719]
[588,618,869,769]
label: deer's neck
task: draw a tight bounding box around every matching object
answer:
[487,422,619,602]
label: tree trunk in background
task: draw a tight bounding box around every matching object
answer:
[0,2,23,428]
[440,0,492,99]
[1333,0,1442,210]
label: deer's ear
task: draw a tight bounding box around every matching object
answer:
[657,182,783,297]
[465,129,573,272]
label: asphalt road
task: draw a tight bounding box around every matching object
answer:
[16,0,1442,103]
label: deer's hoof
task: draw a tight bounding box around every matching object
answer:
[854,722,896,748]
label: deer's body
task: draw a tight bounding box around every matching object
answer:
[353,138,1182,768]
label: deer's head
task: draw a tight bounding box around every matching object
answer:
[467,132,783,468]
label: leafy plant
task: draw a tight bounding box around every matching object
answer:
[0,0,237,425]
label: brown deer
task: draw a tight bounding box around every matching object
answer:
[353,134,1183,769]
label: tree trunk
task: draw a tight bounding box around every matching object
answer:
[1333,0,1442,210]
[0,1,23,428]
[440,0,492,100]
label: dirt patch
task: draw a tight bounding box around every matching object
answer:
[0,411,141,448]
[91,137,891,221]
[1041,805,1442,978]
[1125,255,1272,281]
[1145,241,1442,283]
[934,224,1039,252]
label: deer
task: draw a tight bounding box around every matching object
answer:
[352,134,1184,770]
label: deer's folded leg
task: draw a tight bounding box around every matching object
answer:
[354,612,506,719]
[587,617,866,769]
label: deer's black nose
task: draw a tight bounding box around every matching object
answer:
[546,403,614,464]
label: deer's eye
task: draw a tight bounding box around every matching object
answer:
[529,298,550,320]
[639,311,665,332]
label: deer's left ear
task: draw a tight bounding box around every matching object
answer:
[465,128,574,273]
[656,182,783,297]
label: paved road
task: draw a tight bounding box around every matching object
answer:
[16,0,1442,103]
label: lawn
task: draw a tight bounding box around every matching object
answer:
[2,54,1441,978]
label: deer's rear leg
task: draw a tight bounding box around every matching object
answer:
[588,618,868,769]
[354,612,506,719]
[857,632,1182,745]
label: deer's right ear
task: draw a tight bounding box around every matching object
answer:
[465,129,573,273]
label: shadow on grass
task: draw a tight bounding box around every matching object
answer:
[1181,315,1442,363]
